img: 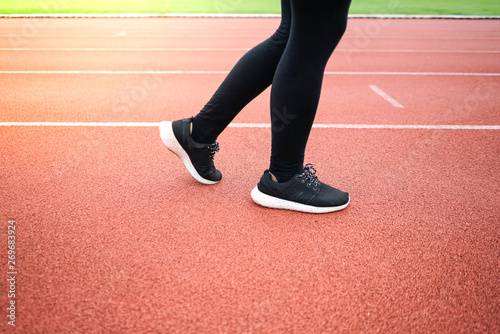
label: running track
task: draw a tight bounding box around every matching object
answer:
[0,17,499,333]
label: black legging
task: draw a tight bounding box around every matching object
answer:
[192,0,352,182]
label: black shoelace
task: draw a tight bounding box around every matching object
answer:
[207,142,220,160]
[297,163,319,189]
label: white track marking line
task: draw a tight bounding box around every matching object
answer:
[0,48,251,52]
[0,70,231,74]
[0,122,159,127]
[0,122,498,130]
[325,72,500,76]
[369,85,404,108]
[308,124,500,130]
[0,13,499,19]
[0,34,271,39]
[0,70,499,76]
[0,48,499,54]
[338,49,500,54]
[1,35,499,41]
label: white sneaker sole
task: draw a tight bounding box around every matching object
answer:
[159,121,219,185]
[251,186,350,214]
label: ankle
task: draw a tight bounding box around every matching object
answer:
[190,118,213,144]
[268,170,295,183]
[269,172,279,183]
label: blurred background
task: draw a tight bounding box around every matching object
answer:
[0,0,499,16]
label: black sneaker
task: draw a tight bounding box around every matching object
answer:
[159,118,222,184]
[251,164,349,213]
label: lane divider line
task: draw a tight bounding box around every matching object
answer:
[0,34,271,39]
[0,48,253,52]
[1,35,498,41]
[369,85,404,108]
[1,48,499,54]
[0,71,499,76]
[0,14,499,19]
[1,122,498,130]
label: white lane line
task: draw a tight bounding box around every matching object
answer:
[369,85,404,108]
[0,35,500,41]
[309,124,500,130]
[0,13,282,18]
[0,48,499,54]
[0,48,251,52]
[0,122,158,127]
[326,72,500,76]
[0,13,499,19]
[1,122,498,130]
[1,34,498,41]
[339,49,500,54]
[0,70,499,76]
[0,34,270,39]
[0,70,231,74]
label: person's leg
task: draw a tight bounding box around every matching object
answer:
[191,0,291,144]
[269,0,352,182]
[160,1,291,184]
[251,0,352,213]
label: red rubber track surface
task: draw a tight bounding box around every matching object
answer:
[1,18,499,333]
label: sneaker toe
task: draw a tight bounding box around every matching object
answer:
[315,183,349,207]
[195,164,222,182]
